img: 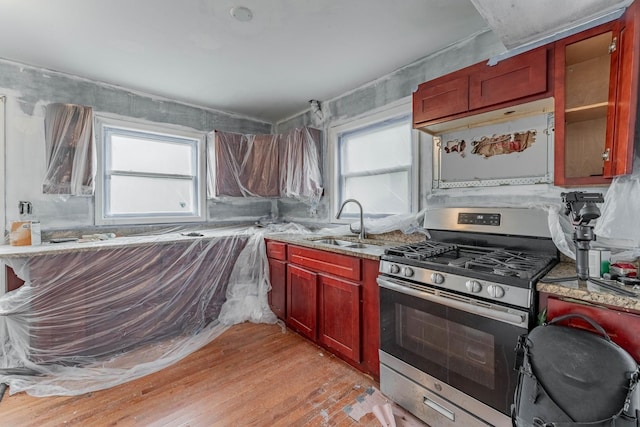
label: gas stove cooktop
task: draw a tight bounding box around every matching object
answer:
[384,241,557,281]
[382,241,556,286]
[380,207,560,293]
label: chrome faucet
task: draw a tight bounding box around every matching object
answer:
[336,199,366,240]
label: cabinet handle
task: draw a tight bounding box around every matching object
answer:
[602,148,611,161]
[609,37,617,54]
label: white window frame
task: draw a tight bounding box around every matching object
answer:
[328,97,419,222]
[94,115,206,226]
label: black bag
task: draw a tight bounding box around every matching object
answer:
[512,313,640,427]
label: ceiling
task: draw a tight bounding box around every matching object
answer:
[0,0,630,123]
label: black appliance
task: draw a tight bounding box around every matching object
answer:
[378,207,558,427]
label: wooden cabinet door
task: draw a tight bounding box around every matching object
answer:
[469,47,548,110]
[554,23,617,185]
[545,296,640,362]
[554,2,639,185]
[318,274,361,363]
[412,74,469,125]
[361,259,381,379]
[605,0,639,177]
[287,264,318,340]
[268,258,286,320]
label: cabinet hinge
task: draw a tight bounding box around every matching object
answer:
[602,148,611,161]
[609,37,618,54]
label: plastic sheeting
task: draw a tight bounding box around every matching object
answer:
[42,103,94,196]
[594,159,640,261]
[279,127,323,207]
[212,132,281,198]
[322,209,431,239]
[208,127,323,208]
[426,188,580,259]
[0,224,304,397]
[423,187,640,261]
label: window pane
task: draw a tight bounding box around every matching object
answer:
[340,119,411,174]
[109,133,194,176]
[342,171,409,215]
[107,175,195,215]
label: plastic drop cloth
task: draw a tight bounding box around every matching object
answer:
[208,127,323,208]
[0,224,310,397]
[321,209,431,239]
[279,127,323,208]
[593,158,640,260]
[426,188,585,259]
[42,103,94,196]
[212,131,281,198]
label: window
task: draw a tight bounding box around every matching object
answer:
[95,116,206,225]
[330,101,416,218]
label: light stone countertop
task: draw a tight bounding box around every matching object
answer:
[538,261,640,312]
[265,231,424,261]
[265,234,392,260]
[0,225,254,259]
[0,227,423,261]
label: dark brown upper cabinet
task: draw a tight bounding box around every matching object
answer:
[469,48,548,110]
[413,45,553,132]
[554,1,639,186]
[412,75,469,125]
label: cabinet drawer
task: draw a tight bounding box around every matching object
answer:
[469,47,548,110]
[266,241,287,261]
[288,245,361,281]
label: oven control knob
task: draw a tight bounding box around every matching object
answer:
[403,267,414,278]
[465,280,482,293]
[389,264,400,274]
[430,273,444,284]
[487,284,505,298]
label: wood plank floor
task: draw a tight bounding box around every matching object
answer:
[0,322,391,426]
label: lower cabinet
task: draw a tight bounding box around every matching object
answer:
[266,240,287,320]
[266,240,380,379]
[286,264,318,340]
[318,274,361,363]
[541,293,640,362]
[267,258,286,320]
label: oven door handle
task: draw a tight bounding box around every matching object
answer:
[377,277,528,328]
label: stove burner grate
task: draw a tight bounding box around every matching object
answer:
[385,241,458,260]
[385,240,556,281]
[464,250,554,279]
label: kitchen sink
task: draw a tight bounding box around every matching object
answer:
[308,237,384,250]
[312,238,367,248]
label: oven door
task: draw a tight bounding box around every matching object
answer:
[378,275,528,416]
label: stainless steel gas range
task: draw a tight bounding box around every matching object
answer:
[378,207,559,427]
